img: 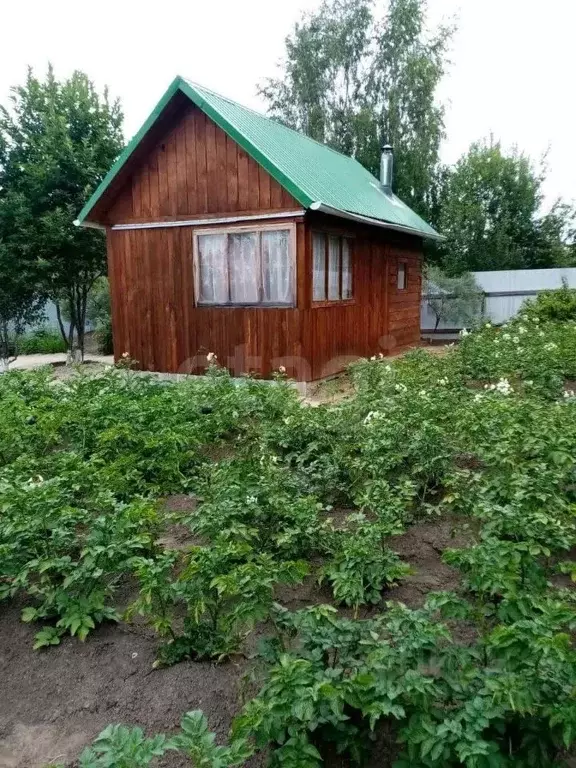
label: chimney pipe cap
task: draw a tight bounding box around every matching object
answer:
[381,143,393,153]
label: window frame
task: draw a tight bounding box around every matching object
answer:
[311,230,355,307]
[397,260,407,291]
[192,222,297,308]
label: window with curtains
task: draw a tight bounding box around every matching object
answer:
[194,224,295,306]
[312,232,353,303]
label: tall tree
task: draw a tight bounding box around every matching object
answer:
[438,139,575,274]
[260,0,454,221]
[0,66,124,360]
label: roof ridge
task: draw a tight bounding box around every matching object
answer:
[180,76,361,165]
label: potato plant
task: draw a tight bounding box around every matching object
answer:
[319,513,412,609]
[2,307,576,766]
[129,539,309,664]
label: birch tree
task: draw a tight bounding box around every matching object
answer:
[260,0,454,223]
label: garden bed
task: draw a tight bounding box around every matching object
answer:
[0,514,466,768]
[1,304,576,767]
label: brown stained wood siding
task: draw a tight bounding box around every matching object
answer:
[104,102,299,224]
[108,219,306,379]
[301,212,422,380]
[107,211,423,382]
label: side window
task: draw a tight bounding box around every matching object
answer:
[312,232,353,303]
[397,261,407,291]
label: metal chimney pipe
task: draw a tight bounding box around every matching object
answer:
[380,144,394,192]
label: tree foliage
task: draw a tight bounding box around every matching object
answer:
[437,139,576,274]
[260,0,454,221]
[0,65,123,360]
[0,193,45,369]
[425,266,484,331]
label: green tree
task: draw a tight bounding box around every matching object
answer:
[0,66,123,361]
[260,0,454,222]
[438,139,575,274]
[0,194,45,370]
[424,265,484,331]
[86,277,113,354]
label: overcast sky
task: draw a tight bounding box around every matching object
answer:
[1,0,574,210]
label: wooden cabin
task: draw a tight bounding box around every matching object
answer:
[77,77,441,383]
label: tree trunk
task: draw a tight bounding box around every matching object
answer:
[55,301,68,347]
[66,318,77,365]
[0,321,13,372]
[58,277,99,365]
[76,283,88,363]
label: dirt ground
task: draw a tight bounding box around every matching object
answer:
[305,344,450,405]
[0,512,468,768]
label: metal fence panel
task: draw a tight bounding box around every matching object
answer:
[421,268,576,335]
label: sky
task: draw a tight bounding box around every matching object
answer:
[1,0,574,210]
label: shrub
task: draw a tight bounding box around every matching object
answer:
[520,279,576,323]
[17,327,67,354]
[87,278,114,354]
[425,266,485,331]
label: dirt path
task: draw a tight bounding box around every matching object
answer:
[8,354,114,372]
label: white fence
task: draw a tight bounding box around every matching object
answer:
[421,268,576,336]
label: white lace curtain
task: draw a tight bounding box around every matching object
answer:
[197,229,293,305]
[198,233,228,303]
[312,232,353,302]
[262,230,292,304]
[230,233,259,303]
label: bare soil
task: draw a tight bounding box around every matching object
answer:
[0,601,248,768]
[0,514,470,768]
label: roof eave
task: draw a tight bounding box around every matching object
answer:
[309,202,444,242]
[74,218,105,231]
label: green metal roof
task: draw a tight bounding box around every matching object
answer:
[77,76,440,240]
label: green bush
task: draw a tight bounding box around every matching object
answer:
[87,278,114,354]
[520,280,576,323]
[16,327,67,354]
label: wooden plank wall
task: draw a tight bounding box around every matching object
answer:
[300,213,422,380]
[387,248,422,349]
[107,214,422,381]
[105,103,298,224]
[107,219,307,378]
